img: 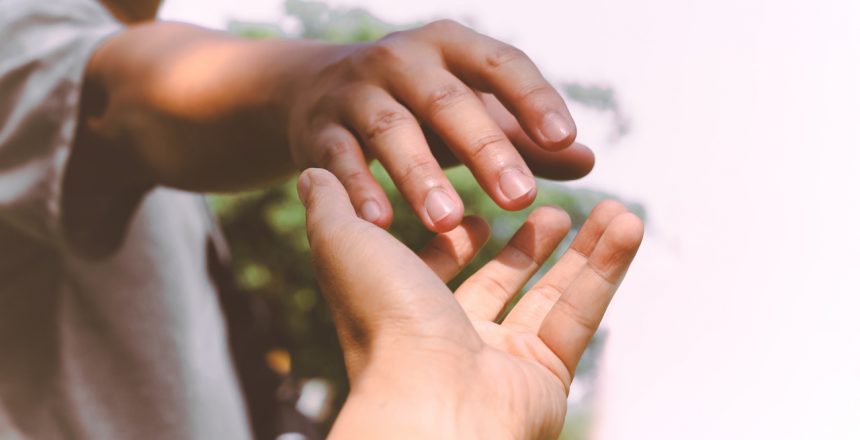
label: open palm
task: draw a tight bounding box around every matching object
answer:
[299,169,643,439]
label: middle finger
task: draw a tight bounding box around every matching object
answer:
[390,68,537,211]
[339,84,464,232]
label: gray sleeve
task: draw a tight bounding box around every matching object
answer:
[0,0,122,244]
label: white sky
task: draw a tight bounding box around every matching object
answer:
[160,1,860,438]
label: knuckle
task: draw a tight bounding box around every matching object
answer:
[485,44,528,70]
[319,54,361,83]
[399,155,439,186]
[505,239,539,267]
[426,238,460,265]
[425,19,464,34]
[466,132,508,160]
[531,284,564,304]
[517,82,557,104]
[379,29,405,41]
[470,275,511,303]
[364,109,414,141]
[341,170,366,187]
[358,41,405,68]
[318,139,354,168]
[425,82,473,117]
[555,296,600,333]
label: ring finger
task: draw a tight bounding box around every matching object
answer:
[309,123,392,227]
[339,85,464,232]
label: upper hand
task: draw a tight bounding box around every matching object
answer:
[284,20,595,233]
[298,168,643,439]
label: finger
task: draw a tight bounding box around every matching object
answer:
[422,20,577,150]
[503,200,628,332]
[427,95,595,179]
[455,206,570,322]
[298,168,477,375]
[423,124,460,168]
[417,216,490,283]
[339,85,464,232]
[389,68,537,211]
[538,212,644,374]
[483,93,594,180]
[310,124,393,227]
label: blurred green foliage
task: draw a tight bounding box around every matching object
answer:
[216,0,644,435]
[562,82,631,138]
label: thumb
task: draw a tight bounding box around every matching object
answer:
[298,168,477,370]
[298,168,359,242]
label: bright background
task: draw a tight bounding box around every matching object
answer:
[160,0,860,438]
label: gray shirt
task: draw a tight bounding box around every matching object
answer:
[0,1,252,438]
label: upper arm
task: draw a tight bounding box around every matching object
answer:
[0,0,135,255]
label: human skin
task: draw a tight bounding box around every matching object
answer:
[298,168,643,439]
[80,3,631,436]
[98,0,161,23]
[76,10,594,237]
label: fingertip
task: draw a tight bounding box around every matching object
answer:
[348,189,393,227]
[300,167,358,229]
[571,143,595,177]
[460,215,491,246]
[302,167,340,186]
[589,211,644,277]
[297,169,313,206]
[367,196,395,229]
[516,140,594,181]
[605,212,645,252]
[497,168,538,210]
[356,194,394,229]
[423,188,465,233]
[419,214,488,282]
[298,168,340,206]
[531,205,573,234]
[537,111,577,151]
[591,199,628,219]
[570,199,630,256]
[372,204,395,229]
[427,209,465,233]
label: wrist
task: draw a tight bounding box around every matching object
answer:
[329,354,510,439]
[332,381,483,439]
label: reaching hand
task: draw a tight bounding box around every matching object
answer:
[284,20,594,233]
[80,20,591,235]
[298,169,643,439]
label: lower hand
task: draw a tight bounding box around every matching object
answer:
[298,169,643,439]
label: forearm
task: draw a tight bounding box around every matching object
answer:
[81,22,341,192]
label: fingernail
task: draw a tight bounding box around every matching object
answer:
[540,112,574,143]
[499,169,535,201]
[424,189,456,224]
[297,171,312,206]
[359,199,382,222]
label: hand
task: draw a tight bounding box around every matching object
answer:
[80,21,591,229]
[298,169,643,439]
[283,20,594,233]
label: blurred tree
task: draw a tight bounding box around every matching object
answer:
[216,1,644,436]
[562,82,631,139]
